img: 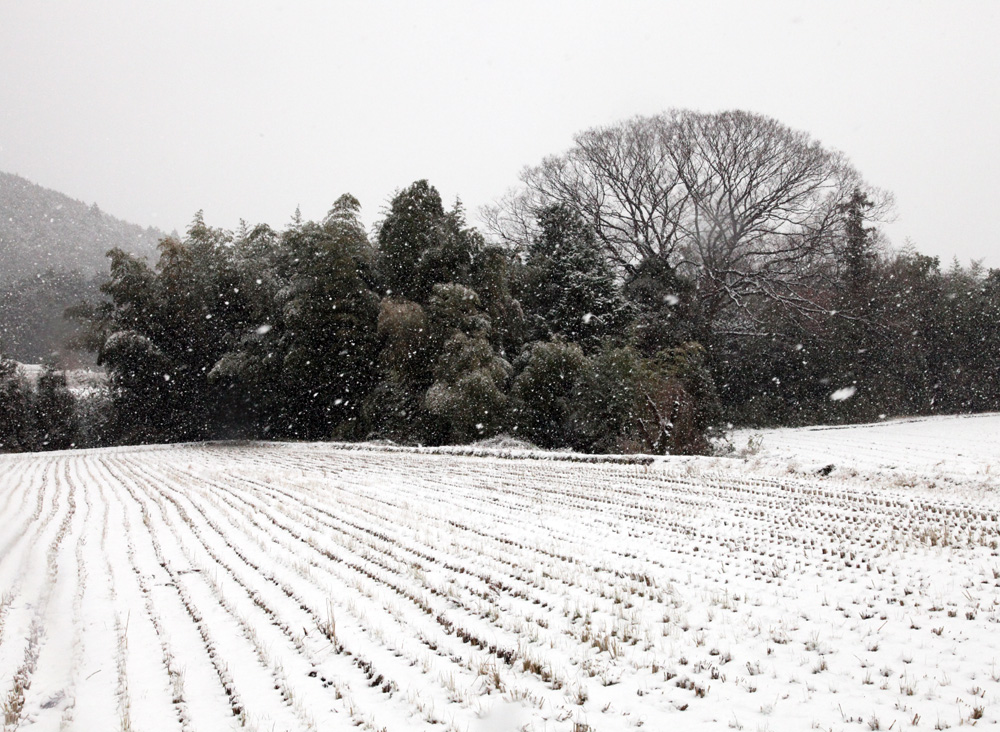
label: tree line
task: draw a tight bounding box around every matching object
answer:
[2,110,999,454]
[0,361,78,451]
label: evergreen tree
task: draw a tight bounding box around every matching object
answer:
[362,299,435,442]
[509,340,587,448]
[838,188,877,297]
[623,257,704,355]
[520,205,627,350]
[468,245,526,359]
[0,355,32,451]
[207,221,287,436]
[423,284,511,443]
[424,332,510,443]
[654,342,723,453]
[277,197,380,438]
[33,365,78,450]
[376,181,479,302]
[571,346,645,453]
[151,216,242,438]
[97,214,255,442]
[569,343,721,454]
[97,248,169,442]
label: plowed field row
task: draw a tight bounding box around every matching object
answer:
[1,441,998,731]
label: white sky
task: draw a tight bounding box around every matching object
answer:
[1,0,998,266]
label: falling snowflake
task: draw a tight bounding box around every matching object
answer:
[830,386,857,401]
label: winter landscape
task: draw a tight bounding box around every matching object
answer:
[1,414,998,731]
[3,4,1000,732]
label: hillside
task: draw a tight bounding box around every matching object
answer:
[0,418,997,730]
[0,172,166,361]
[0,171,162,285]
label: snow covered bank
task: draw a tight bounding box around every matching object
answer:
[730,412,1000,493]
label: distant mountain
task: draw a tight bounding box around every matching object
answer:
[0,172,167,362]
[0,171,164,285]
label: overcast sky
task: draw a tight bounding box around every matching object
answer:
[1,1,998,266]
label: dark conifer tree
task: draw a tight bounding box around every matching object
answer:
[623,257,705,355]
[376,181,479,302]
[0,355,32,451]
[469,245,526,359]
[839,188,877,297]
[509,340,587,448]
[423,284,511,443]
[33,365,78,450]
[278,195,380,438]
[520,205,627,350]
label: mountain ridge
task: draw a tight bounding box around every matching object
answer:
[0,170,165,285]
[1,171,167,361]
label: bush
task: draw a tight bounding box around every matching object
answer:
[509,340,587,448]
[424,332,511,444]
[571,343,722,455]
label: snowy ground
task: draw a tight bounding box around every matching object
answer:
[730,412,1000,494]
[13,364,106,397]
[1,416,999,731]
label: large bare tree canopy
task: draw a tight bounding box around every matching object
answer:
[487,114,689,267]
[486,109,891,329]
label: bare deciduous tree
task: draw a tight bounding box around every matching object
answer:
[485,109,891,331]
[485,114,689,269]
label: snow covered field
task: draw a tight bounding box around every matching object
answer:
[1,417,999,731]
[731,412,1000,493]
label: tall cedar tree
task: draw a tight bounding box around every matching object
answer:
[520,205,627,351]
[278,195,380,439]
[376,180,478,303]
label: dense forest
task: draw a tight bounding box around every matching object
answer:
[2,110,999,454]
